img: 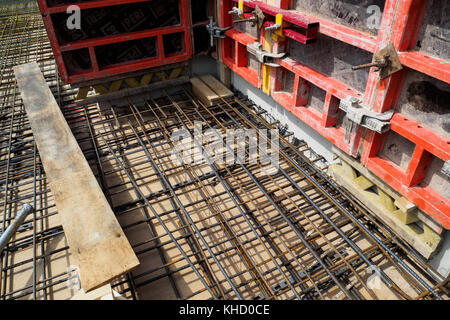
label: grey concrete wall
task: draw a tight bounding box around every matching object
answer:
[414,0,450,61]
[395,69,450,139]
[289,35,372,93]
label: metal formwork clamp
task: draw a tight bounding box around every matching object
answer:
[206,17,232,47]
[340,96,394,142]
[246,42,286,68]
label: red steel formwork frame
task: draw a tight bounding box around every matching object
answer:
[219,0,450,229]
[37,0,192,83]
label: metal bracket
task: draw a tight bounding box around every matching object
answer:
[206,17,231,47]
[340,96,394,142]
[352,43,403,80]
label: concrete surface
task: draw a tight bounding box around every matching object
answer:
[422,157,450,200]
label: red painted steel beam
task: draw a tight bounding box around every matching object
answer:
[283,28,315,45]
[360,0,450,229]
[68,52,189,83]
[222,28,259,87]
[322,93,340,128]
[225,28,256,45]
[273,59,362,154]
[233,0,377,52]
[405,146,433,188]
[283,103,352,154]
[263,20,318,45]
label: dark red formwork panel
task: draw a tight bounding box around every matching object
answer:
[37,0,192,83]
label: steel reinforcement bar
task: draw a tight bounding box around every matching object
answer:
[0,10,447,301]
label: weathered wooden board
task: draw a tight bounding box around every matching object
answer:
[190,74,233,106]
[13,62,140,292]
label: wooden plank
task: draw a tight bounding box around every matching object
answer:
[13,62,140,292]
[190,74,233,106]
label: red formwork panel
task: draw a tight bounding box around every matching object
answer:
[223,28,259,88]
[219,0,450,229]
[220,0,319,88]
[37,0,192,83]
